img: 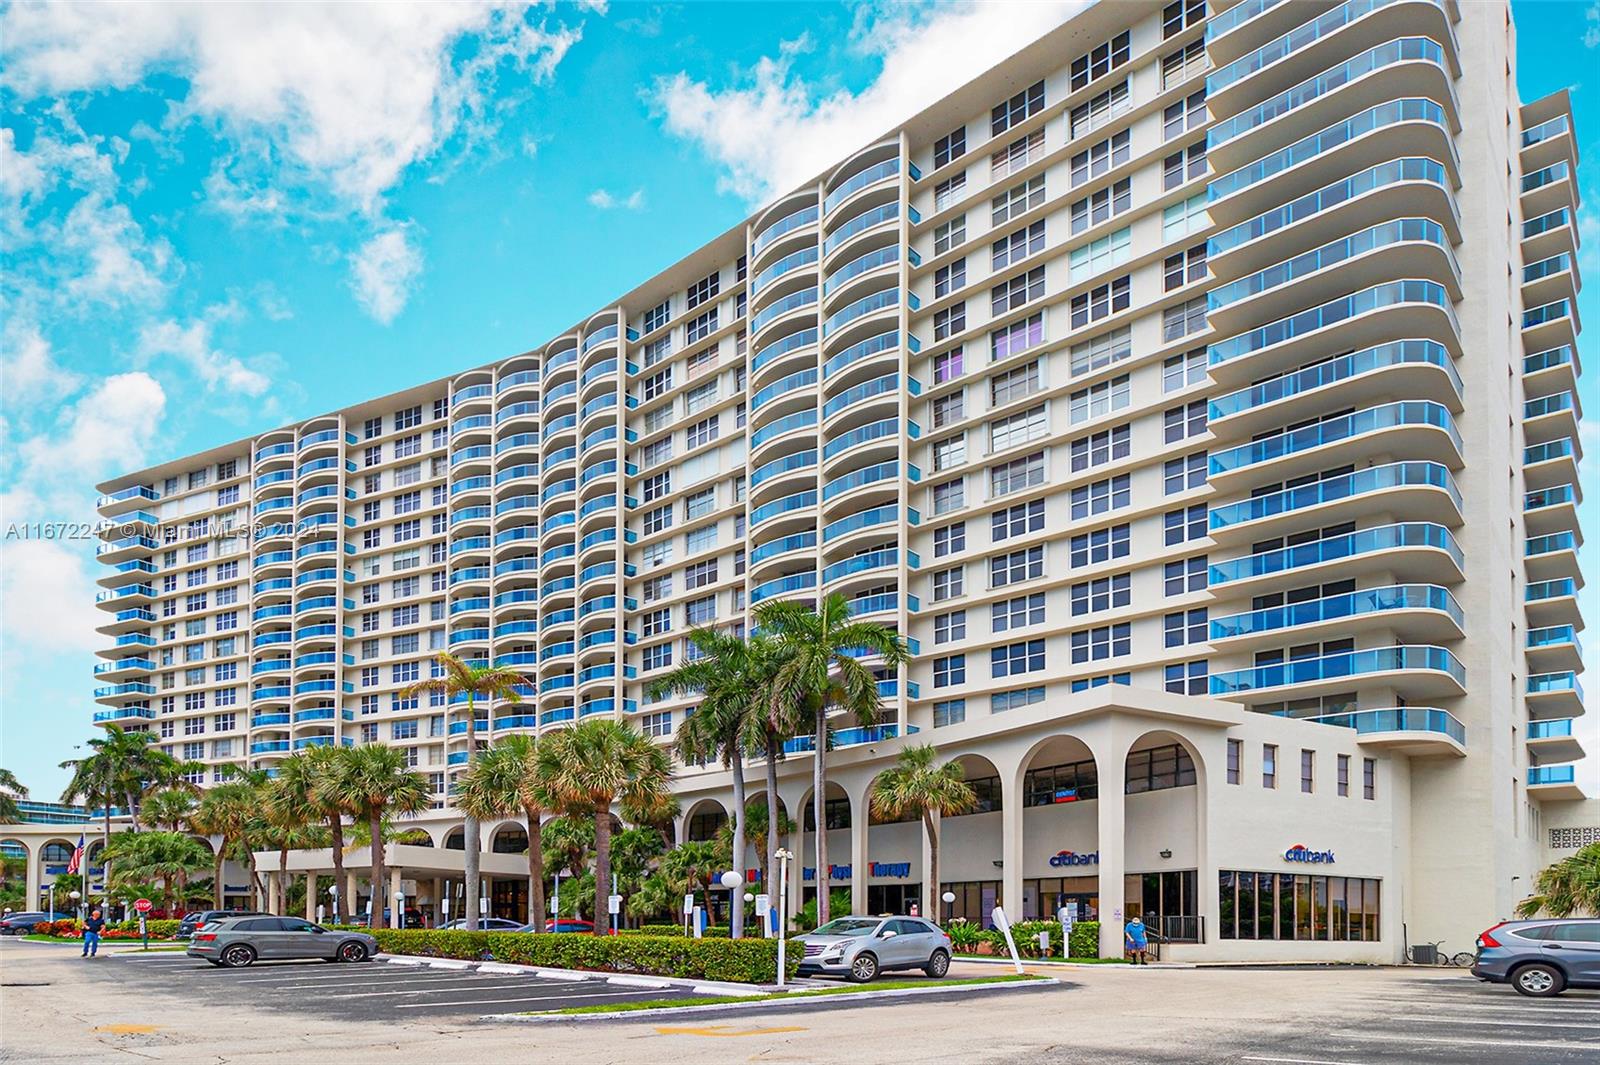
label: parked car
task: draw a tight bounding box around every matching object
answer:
[527,918,594,933]
[797,915,952,983]
[1472,918,1600,997]
[187,916,378,968]
[342,908,424,929]
[0,911,75,935]
[438,917,524,931]
[177,910,268,940]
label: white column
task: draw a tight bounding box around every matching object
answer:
[305,872,317,920]
[1096,764,1126,960]
[22,841,40,913]
[389,866,404,929]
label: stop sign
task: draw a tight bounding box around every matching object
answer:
[134,898,153,914]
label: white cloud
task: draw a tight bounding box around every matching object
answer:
[349,226,424,325]
[0,325,82,404]
[1,2,588,215]
[0,539,108,655]
[650,1,1089,204]
[1584,1,1600,48]
[587,187,646,210]
[19,371,167,479]
[136,317,273,396]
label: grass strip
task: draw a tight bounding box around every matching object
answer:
[533,973,1045,1016]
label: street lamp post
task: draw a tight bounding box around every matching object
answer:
[328,884,340,926]
[718,870,743,938]
[774,848,793,988]
[941,890,956,927]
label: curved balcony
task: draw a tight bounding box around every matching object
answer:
[496,365,542,396]
[95,584,154,608]
[97,607,157,636]
[751,285,818,342]
[1208,339,1459,438]
[1210,644,1465,703]
[98,632,157,659]
[297,427,355,455]
[97,559,158,590]
[822,287,901,341]
[1526,578,1580,630]
[822,202,900,262]
[749,411,820,468]
[822,504,915,548]
[823,245,902,300]
[820,547,910,590]
[452,380,494,410]
[1209,521,1462,593]
[1207,100,1457,229]
[1528,718,1585,764]
[1208,401,1461,489]
[92,657,154,680]
[752,202,819,268]
[1208,279,1459,386]
[1306,706,1465,757]
[1208,460,1460,542]
[823,372,918,426]
[1208,37,1456,171]
[822,417,909,476]
[1521,114,1575,172]
[96,484,160,516]
[1522,252,1577,312]
[751,570,818,606]
[824,155,900,217]
[1211,583,1463,649]
[749,448,818,496]
[751,327,819,384]
[751,367,818,414]
[1528,624,1583,675]
[751,246,819,300]
[1526,530,1581,584]
[96,535,160,565]
[1524,344,1579,403]
[749,531,819,574]
[821,459,910,507]
[1521,159,1575,220]
[1528,671,1585,720]
[822,328,903,385]
[751,489,818,531]
[1524,437,1580,493]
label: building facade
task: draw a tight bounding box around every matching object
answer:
[92,0,1587,958]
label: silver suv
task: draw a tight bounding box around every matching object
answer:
[187,916,378,968]
[1471,918,1600,996]
[797,916,952,983]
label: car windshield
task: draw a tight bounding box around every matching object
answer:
[813,918,882,937]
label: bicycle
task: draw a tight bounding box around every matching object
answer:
[1405,940,1476,967]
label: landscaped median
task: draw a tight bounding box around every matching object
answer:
[361,928,804,984]
[503,973,1057,1021]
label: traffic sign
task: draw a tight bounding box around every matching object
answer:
[134,898,153,914]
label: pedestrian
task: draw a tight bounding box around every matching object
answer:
[1124,915,1149,965]
[82,908,105,959]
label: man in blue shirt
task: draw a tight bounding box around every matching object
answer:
[82,909,105,958]
[1124,915,1149,965]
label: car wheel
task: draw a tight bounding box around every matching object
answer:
[924,950,951,978]
[338,941,369,963]
[848,952,879,983]
[1511,963,1565,997]
[220,944,256,968]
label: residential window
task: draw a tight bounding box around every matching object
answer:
[1069,424,1130,471]
[1164,608,1208,647]
[684,379,718,414]
[934,610,967,644]
[642,608,670,637]
[1070,474,1130,519]
[932,566,965,602]
[1164,143,1207,191]
[1337,754,1350,797]
[1070,179,1131,234]
[934,347,965,384]
[394,405,422,430]
[991,639,1045,678]
[685,523,717,555]
[1164,349,1207,392]
[1164,0,1205,39]
[1069,623,1130,662]
[1363,758,1376,800]
[640,710,672,738]
[1069,374,1130,424]
[1069,82,1129,139]
[644,298,671,333]
[934,258,966,298]
[684,559,718,590]
[1070,574,1130,616]
[992,499,1044,541]
[1070,523,1129,567]
[993,686,1047,714]
[933,699,967,728]
[990,130,1044,179]
[934,215,966,256]
[1165,91,1208,142]
[686,270,720,310]
[1070,327,1132,378]
[992,592,1046,632]
[991,221,1045,270]
[991,177,1045,226]
[1164,504,1209,545]
[686,415,719,448]
[1164,452,1208,495]
[1164,555,1209,595]
[990,360,1041,406]
[990,312,1043,361]
[1068,228,1131,284]
[642,369,672,402]
[932,391,965,429]
[1163,194,1209,241]
[1165,401,1208,442]
[685,309,717,344]
[990,451,1044,496]
[642,472,671,503]
[1162,40,1208,88]
[1301,750,1315,794]
[991,270,1045,316]
[991,405,1048,452]
[1069,277,1130,328]
[1071,31,1130,91]
[933,654,966,687]
[1162,297,1209,342]
[642,643,673,671]
[1165,245,1207,291]
[991,80,1044,136]
[684,488,715,521]
[1070,130,1130,187]
[934,522,966,557]
[934,173,966,212]
[1227,739,1242,785]
[934,126,967,168]
[1263,744,1278,789]
[1165,659,1209,695]
[934,302,966,341]
[990,545,1044,587]
[931,478,965,515]
[932,434,967,473]
[643,336,672,367]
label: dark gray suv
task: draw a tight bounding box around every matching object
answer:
[1472,918,1600,996]
[187,915,378,968]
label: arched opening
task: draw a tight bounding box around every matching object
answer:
[933,753,1004,925]
[1019,735,1100,923]
[797,781,851,908]
[443,828,465,851]
[1124,730,1204,944]
[740,792,791,887]
[683,799,727,843]
[40,840,75,868]
[491,823,529,854]
[863,768,922,917]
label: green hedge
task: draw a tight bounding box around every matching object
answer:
[984,919,1100,959]
[637,923,734,937]
[366,929,802,984]
[110,918,181,938]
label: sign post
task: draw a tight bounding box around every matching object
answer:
[608,893,622,935]
[991,905,1023,975]
[682,893,695,935]
[1058,903,1077,960]
[774,848,793,988]
[755,893,771,938]
[135,898,152,949]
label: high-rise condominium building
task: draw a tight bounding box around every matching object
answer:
[94,0,1587,959]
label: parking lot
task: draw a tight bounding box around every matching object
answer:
[94,950,695,1020]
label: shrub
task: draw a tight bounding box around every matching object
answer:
[636,923,736,938]
[106,918,180,939]
[944,917,981,950]
[974,919,1100,959]
[365,929,803,984]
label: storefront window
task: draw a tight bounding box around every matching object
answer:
[940,880,1002,926]
[803,798,853,831]
[1219,870,1381,941]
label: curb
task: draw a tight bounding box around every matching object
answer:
[479,975,1059,1023]
[371,953,767,997]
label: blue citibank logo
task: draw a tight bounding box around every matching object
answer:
[1284,844,1335,864]
[1048,849,1099,868]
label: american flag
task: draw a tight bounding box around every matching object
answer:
[65,834,86,875]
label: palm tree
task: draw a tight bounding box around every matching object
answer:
[534,719,673,935]
[869,744,977,919]
[455,735,547,926]
[651,629,783,937]
[401,652,532,930]
[326,745,430,925]
[102,831,212,914]
[540,815,594,917]
[740,799,796,893]
[194,776,268,908]
[757,592,908,926]
[272,746,353,921]
[610,826,668,925]
[141,788,195,833]
[1517,843,1600,918]
[0,768,27,822]
[659,839,730,926]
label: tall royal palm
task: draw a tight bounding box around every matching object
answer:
[650,629,783,937]
[270,746,353,921]
[401,652,531,930]
[326,744,430,924]
[455,735,547,927]
[869,744,977,919]
[534,720,673,936]
[757,592,907,927]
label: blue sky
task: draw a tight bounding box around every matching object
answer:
[1,0,1596,799]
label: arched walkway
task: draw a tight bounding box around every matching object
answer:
[490,823,529,854]
[682,799,727,843]
[1122,729,1207,947]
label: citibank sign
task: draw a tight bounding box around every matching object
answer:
[1284,844,1335,864]
[1048,850,1099,868]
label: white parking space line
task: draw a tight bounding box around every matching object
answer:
[1334,1032,1599,1051]
[1242,1057,1374,1065]
[320,980,547,999]
[1386,1015,1600,1031]
[393,987,666,1010]
[242,971,479,987]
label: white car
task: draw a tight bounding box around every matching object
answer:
[437,917,524,931]
[797,916,953,982]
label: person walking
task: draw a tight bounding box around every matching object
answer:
[1124,914,1149,965]
[81,908,105,959]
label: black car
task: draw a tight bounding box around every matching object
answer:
[177,909,269,939]
[0,911,75,935]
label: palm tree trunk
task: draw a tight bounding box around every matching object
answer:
[463,693,481,930]
[764,732,781,901]
[328,815,347,923]
[101,805,113,909]
[246,848,264,905]
[212,847,225,908]
[729,745,747,939]
[812,702,829,927]
[524,805,545,929]
[593,802,612,936]
[125,791,143,832]
[278,844,290,916]
[923,811,939,923]
[369,812,384,926]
